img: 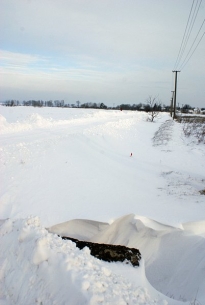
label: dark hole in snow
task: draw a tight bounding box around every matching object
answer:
[61,236,141,267]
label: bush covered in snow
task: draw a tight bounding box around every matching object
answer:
[176,116,205,144]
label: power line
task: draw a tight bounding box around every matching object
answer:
[171,0,204,113]
[174,0,195,69]
[180,31,205,70]
[176,0,199,67]
[179,19,205,69]
[177,0,202,67]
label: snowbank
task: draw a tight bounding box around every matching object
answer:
[49,214,205,303]
[0,217,179,305]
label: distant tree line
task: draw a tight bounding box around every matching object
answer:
[2,99,203,114]
[3,99,67,107]
[80,102,107,109]
[2,99,166,111]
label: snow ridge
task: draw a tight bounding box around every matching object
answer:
[1,217,170,305]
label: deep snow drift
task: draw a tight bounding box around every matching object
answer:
[0,106,205,304]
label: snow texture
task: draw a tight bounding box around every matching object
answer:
[0,106,205,304]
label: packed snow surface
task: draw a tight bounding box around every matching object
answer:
[0,106,205,304]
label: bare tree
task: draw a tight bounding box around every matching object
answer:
[146,96,161,122]
[76,100,80,108]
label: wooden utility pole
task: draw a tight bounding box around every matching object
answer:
[170,90,174,118]
[172,71,180,119]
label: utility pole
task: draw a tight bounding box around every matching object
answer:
[172,71,180,119]
[170,90,175,118]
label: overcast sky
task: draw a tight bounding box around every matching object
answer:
[0,0,205,107]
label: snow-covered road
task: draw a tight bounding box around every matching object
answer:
[0,106,205,304]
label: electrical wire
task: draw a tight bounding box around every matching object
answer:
[174,0,195,69]
[179,19,205,69]
[180,31,205,70]
[177,0,202,68]
[176,0,199,66]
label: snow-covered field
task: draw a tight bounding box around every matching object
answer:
[0,106,205,304]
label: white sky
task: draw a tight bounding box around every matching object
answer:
[0,0,205,107]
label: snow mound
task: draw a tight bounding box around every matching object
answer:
[152,119,174,146]
[0,113,55,134]
[0,114,8,132]
[49,214,205,303]
[1,217,177,305]
[48,218,109,240]
[182,219,205,237]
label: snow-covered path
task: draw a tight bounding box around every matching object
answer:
[0,106,205,304]
[1,107,204,226]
